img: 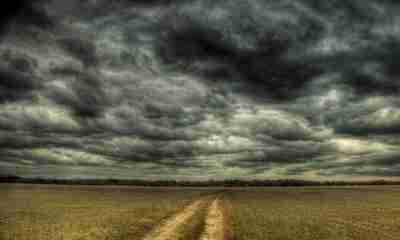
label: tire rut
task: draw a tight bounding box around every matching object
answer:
[142,196,227,240]
[200,198,225,240]
[142,199,207,240]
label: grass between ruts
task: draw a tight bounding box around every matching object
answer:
[176,199,210,240]
[220,196,234,240]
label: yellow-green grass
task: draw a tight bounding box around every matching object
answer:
[0,184,214,240]
[176,199,209,240]
[3,184,400,240]
[226,186,400,240]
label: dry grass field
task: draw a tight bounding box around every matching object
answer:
[1,184,400,240]
[0,184,214,240]
[226,187,400,240]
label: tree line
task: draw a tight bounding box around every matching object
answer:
[1,175,399,187]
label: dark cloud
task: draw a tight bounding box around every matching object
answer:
[224,139,335,170]
[47,69,109,118]
[0,0,54,33]
[0,49,40,102]
[0,131,82,149]
[321,168,400,177]
[152,0,400,103]
[323,96,400,135]
[283,147,400,177]
[1,0,400,180]
[57,37,99,67]
[0,0,41,34]
[157,1,324,100]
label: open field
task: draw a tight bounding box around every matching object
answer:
[1,184,400,240]
[226,186,400,240]
[0,184,215,240]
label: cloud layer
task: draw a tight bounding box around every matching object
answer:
[1,0,400,180]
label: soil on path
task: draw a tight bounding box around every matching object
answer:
[142,199,206,240]
[200,198,225,240]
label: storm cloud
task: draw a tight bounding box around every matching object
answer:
[1,0,400,180]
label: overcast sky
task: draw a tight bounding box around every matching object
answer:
[1,0,400,180]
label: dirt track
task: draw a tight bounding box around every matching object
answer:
[200,198,225,240]
[142,199,207,240]
[142,196,226,240]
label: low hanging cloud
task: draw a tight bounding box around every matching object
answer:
[1,0,400,180]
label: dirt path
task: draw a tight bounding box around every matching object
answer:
[142,199,206,240]
[200,198,225,240]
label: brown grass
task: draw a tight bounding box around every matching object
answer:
[177,200,209,240]
[220,197,234,240]
[2,184,400,240]
[227,186,400,240]
[0,184,214,240]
